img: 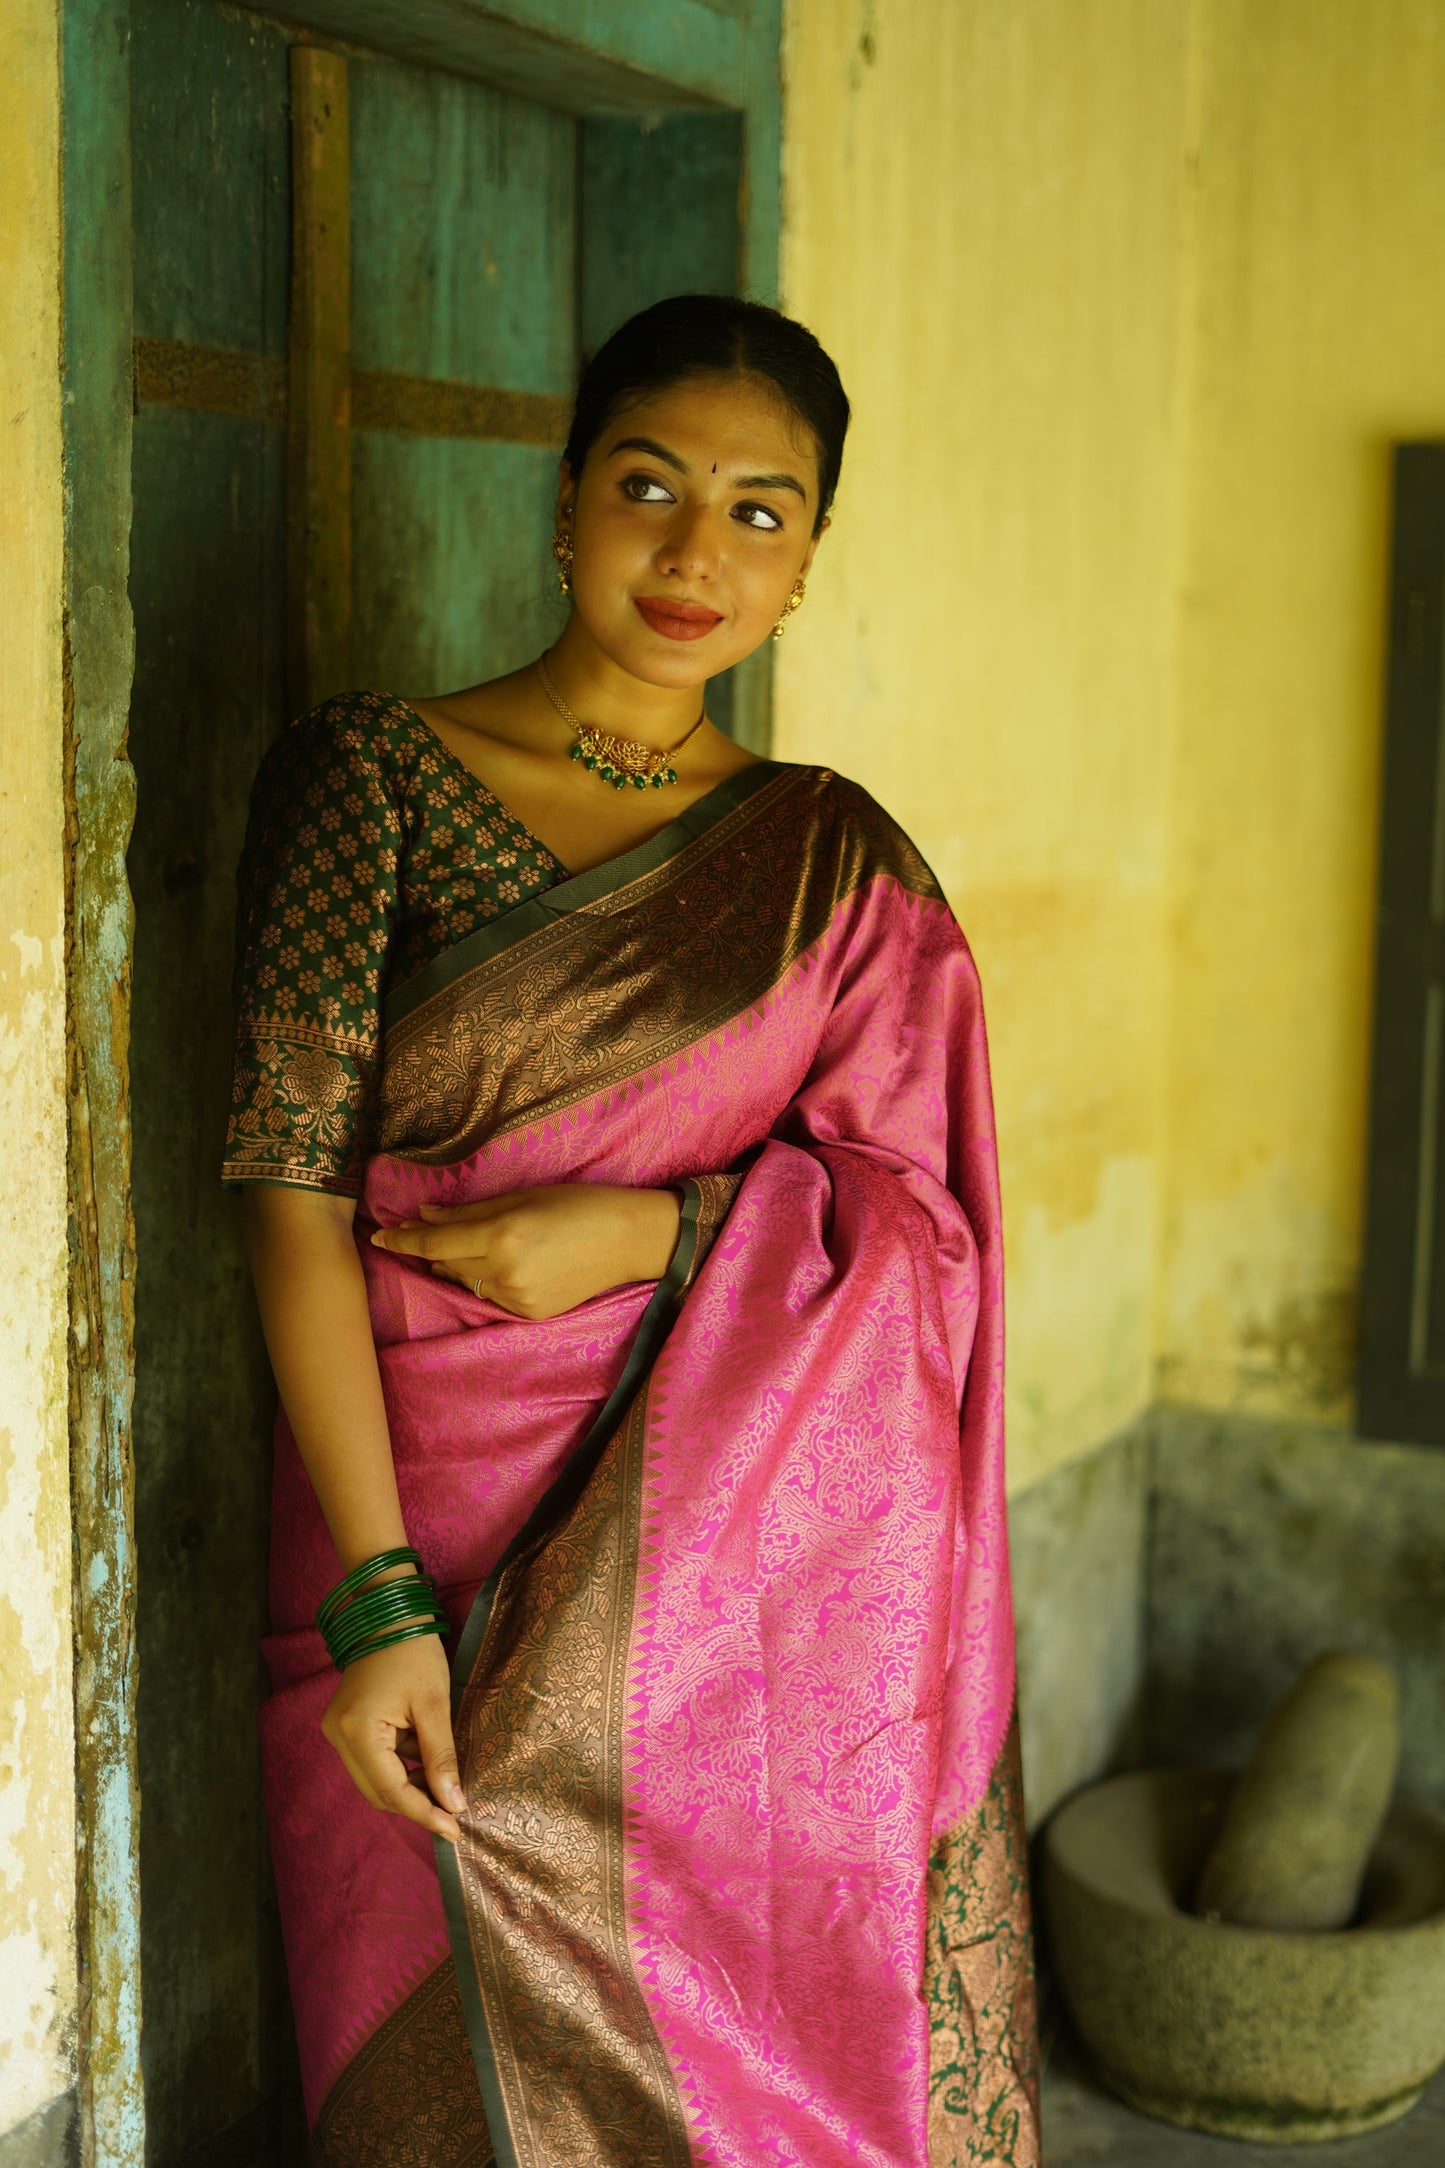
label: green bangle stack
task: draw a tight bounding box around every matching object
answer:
[316,1545,450,1670]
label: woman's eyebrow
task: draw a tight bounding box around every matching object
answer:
[609,435,689,474]
[735,470,807,501]
[609,435,807,503]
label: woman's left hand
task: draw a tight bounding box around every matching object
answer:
[370,1183,682,1320]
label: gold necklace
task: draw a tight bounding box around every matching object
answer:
[536,655,707,793]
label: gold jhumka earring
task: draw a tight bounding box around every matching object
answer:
[551,528,574,594]
[772,576,806,640]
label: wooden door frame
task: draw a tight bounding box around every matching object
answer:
[58,2,782,2160]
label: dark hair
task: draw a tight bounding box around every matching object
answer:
[563,294,849,532]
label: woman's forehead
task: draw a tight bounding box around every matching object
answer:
[602,376,819,478]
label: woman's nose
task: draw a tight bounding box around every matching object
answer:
[657,504,722,581]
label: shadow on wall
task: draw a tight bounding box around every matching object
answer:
[1010,1407,1445,1828]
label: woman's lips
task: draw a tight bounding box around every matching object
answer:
[633,596,724,642]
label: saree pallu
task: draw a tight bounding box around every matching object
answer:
[258,761,1039,2168]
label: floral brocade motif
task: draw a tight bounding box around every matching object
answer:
[448,1388,693,2168]
[925,1717,1041,2166]
[311,1958,493,2165]
[223,691,564,1194]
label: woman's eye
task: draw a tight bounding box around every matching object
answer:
[621,474,674,503]
[735,501,784,532]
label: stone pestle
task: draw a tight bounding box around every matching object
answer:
[1193,1650,1401,1931]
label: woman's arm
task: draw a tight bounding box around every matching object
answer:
[370,1183,681,1315]
[242,1180,681,1841]
[242,1185,465,1841]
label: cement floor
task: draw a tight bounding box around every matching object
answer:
[1042,2032,1445,2166]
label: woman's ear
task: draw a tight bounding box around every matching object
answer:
[798,513,830,582]
[554,462,578,529]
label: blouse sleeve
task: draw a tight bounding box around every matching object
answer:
[221,700,403,1195]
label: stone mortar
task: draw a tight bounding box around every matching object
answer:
[1044,1768,1445,2142]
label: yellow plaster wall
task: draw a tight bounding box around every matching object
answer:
[1158,0,1445,1420]
[0,0,79,2132]
[778,0,1194,1489]
[781,0,1445,1475]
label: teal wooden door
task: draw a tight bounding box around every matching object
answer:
[348,54,573,692]
[125,3,776,2159]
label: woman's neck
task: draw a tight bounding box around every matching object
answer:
[543,619,706,752]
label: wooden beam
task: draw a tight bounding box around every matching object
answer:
[134,336,286,424]
[350,367,568,447]
[133,339,566,447]
[288,46,351,712]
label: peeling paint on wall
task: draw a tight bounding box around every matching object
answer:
[0,0,80,2140]
[60,0,145,2159]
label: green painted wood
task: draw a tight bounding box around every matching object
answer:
[58,0,145,2159]
[579,114,744,351]
[348,46,574,690]
[265,0,747,113]
[130,0,289,353]
[354,435,565,692]
[128,4,305,2161]
[1359,444,1445,1446]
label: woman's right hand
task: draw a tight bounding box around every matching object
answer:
[321,1633,465,1843]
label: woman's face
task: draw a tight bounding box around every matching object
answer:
[558,371,826,688]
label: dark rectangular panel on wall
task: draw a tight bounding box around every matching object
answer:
[1359,444,1445,1445]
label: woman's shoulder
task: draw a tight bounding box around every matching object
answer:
[249,689,439,807]
[775,762,946,905]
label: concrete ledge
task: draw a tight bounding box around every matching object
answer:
[1010,1418,1150,1826]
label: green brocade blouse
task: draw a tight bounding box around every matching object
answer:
[222,691,566,1195]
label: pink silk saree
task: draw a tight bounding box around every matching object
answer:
[258,759,1038,2167]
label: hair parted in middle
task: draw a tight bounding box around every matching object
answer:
[562,294,850,534]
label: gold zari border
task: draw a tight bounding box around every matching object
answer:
[925,1717,1042,2167]
[375,767,942,1166]
[449,1390,691,2168]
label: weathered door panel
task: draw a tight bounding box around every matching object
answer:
[129,2,299,2160]
[348,49,573,690]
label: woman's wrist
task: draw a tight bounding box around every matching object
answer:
[624,1186,683,1281]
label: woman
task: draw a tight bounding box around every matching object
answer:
[226,294,1038,2168]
